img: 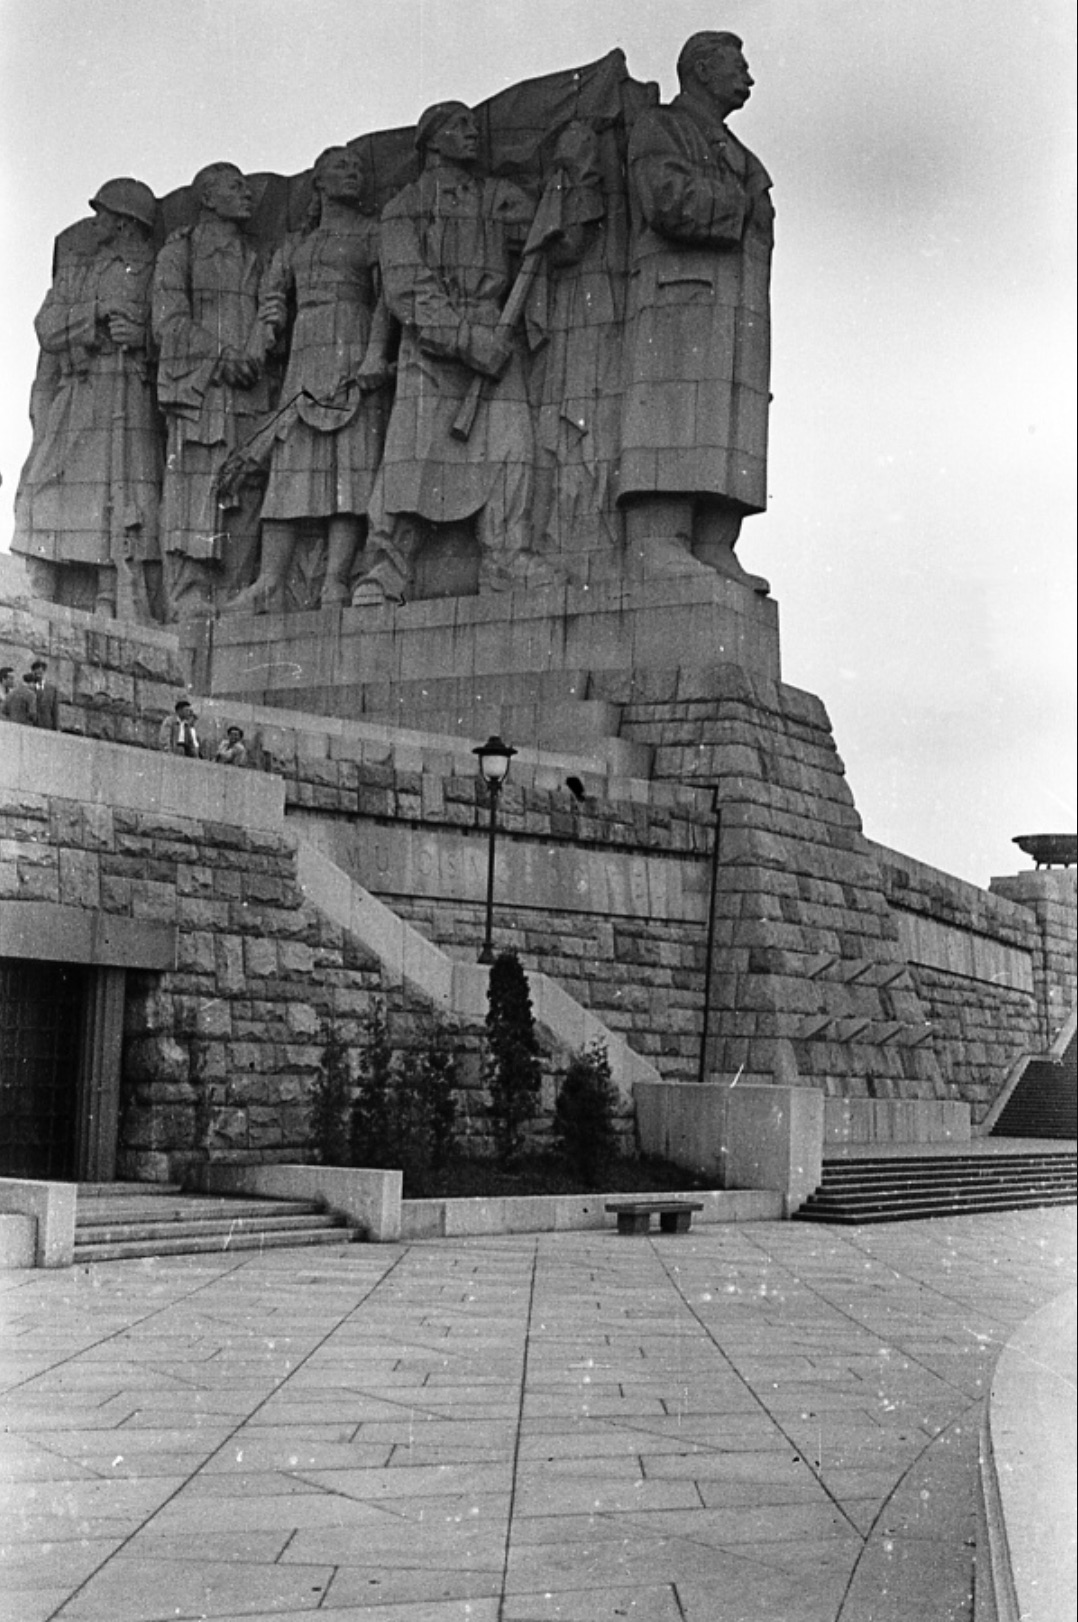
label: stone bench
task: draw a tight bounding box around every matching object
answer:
[605,1200,704,1235]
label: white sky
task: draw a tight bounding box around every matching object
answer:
[1,0,1074,887]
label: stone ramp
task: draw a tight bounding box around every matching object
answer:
[294,835,664,1105]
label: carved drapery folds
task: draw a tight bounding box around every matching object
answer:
[11,42,773,622]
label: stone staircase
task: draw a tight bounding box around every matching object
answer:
[991,1038,1077,1139]
[793,1148,1077,1225]
[74,1184,356,1261]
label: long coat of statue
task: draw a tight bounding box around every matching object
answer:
[12,241,161,575]
[619,90,774,515]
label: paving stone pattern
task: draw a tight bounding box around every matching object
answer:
[1,1208,1073,1621]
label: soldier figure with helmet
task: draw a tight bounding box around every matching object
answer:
[12,178,162,619]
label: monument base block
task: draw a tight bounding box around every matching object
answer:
[186,572,781,743]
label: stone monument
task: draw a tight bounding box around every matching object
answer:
[14,43,772,616]
[8,38,980,1115]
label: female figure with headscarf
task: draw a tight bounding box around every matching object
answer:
[228,145,392,613]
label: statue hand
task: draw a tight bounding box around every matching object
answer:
[552,119,599,185]
[220,349,261,389]
[107,312,144,349]
[257,292,287,328]
[466,325,513,380]
[352,353,395,393]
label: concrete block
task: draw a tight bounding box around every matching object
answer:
[0,1178,76,1266]
[0,1214,35,1268]
[634,1080,731,1180]
[197,1163,402,1241]
[725,1084,824,1213]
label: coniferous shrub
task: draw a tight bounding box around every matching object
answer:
[415,1019,460,1173]
[344,1004,462,1188]
[391,1018,460,1186]
[310,1027,353,1166]
[350,1001,396,1167]
[553,1041,619,1183]
[483,950,542,1163]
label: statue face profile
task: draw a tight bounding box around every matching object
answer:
[201,165,254,222]
[426,106,480,166]
[698,41,754,117]
[91,205,124,247]
[315,147,368,207]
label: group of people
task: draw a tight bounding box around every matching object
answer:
[157,699,248,765]
[0,659,59,729]
[12,31,773,622]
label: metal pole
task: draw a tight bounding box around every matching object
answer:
[478,777,501,964]
[696,792,722,1085]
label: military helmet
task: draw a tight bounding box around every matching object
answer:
[89,177,157,230]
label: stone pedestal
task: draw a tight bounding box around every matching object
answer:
[184,572,780,745]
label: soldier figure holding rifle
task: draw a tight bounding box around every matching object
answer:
[153,163,271,619]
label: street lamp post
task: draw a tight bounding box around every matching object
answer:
[696,788,723,1085]
[473,734,517,964]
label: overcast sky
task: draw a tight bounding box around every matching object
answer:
[1,0,1074,886]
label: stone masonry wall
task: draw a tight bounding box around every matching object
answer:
[277,758,712,1084]
[0,774,531,1181]
[612,664,951,1100]
[0,564,187,746]
[4,571,1063,1122]
[990,868,1077,1049]
[872,844,1042,1121]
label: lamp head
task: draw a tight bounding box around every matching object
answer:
[472,734,517,784]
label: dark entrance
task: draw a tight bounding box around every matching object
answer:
[0,958,124,1181]
[0,959,87,1178]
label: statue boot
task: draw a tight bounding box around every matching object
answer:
[225,523,293,616]
[351,552,408,607]
[693,498,770,595]
[481,549,564,594]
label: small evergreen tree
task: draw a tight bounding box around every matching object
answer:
[484,950,542,1162]
[415,1019,459,1173]
[350,1001,396,1167]
[553,1041,619,1183]
[310,1026,353,1166]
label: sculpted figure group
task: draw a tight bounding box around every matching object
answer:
[13,32,774,622]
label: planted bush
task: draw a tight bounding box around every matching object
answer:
[349,1002,397,1169]
[484,950,542,1163]
[310,1027,353,1166]
[346,1003,461,1188]
[553,1041,619,1182]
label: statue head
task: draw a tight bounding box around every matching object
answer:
[192,162,254,222]
[676,31,753,118]
[308,145,370,224]
[89,177,157,239]
[414,101,479,168]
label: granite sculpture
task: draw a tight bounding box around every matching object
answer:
[620,31,773,593]
[227,146,392,614]
[352,103,603,605]
[152,162,272,619]
[12,41,774,620]
[11,178,162,619]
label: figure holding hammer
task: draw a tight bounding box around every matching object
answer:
[353,104,603,605]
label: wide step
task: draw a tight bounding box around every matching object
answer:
[992,1042,1077,1139]
[74,1228,355,1261]
[794,1149,1076,1225]
[73,1190,357,1261]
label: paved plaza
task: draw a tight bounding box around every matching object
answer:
[1,1208,1075,1622]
